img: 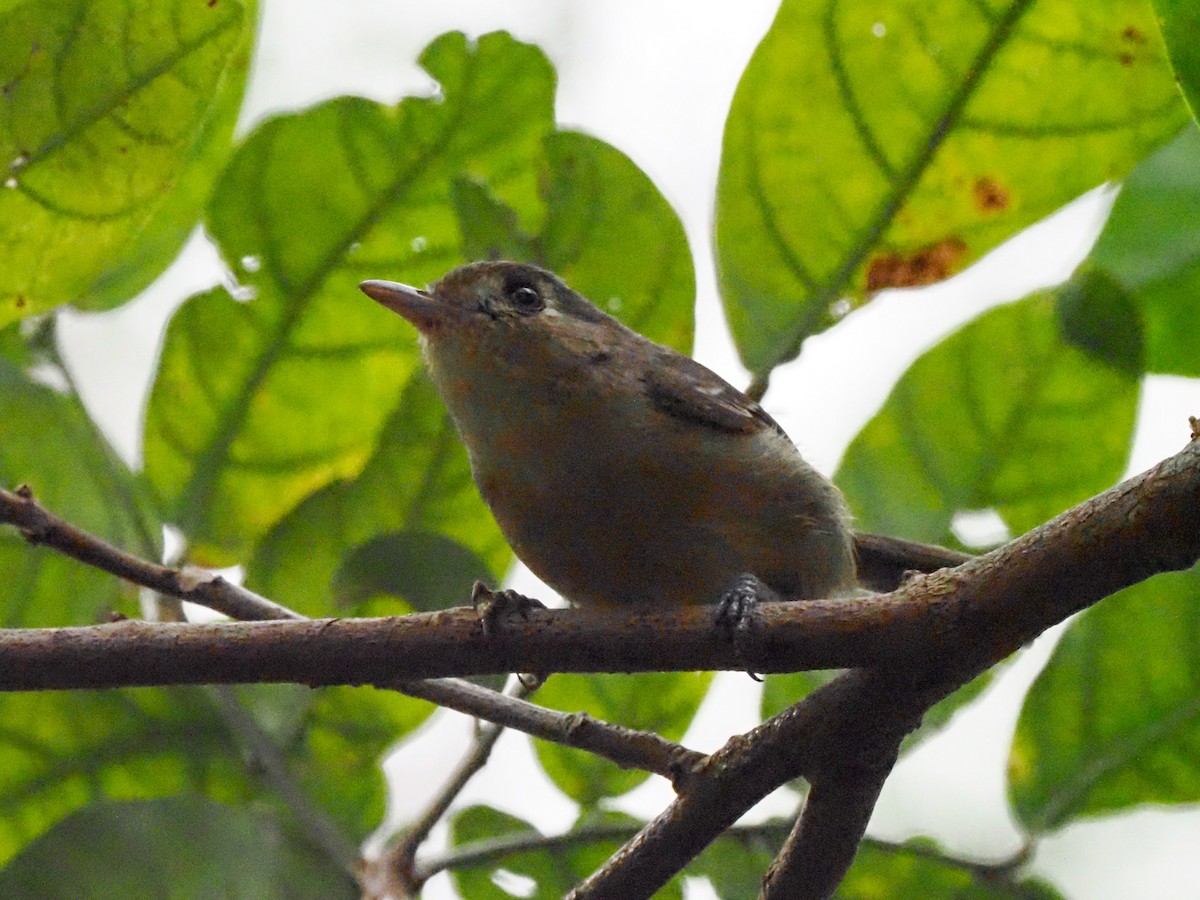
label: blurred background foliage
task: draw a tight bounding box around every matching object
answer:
[0,0,1198,896]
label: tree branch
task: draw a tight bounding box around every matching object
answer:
[566,431,1200,898]
[0,485,701,779]
[567,667,940,899]
[12,432,1195,687]
[0,485,300,622]
[3,432,1198,898]
[761,761,894,899]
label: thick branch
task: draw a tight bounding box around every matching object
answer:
[6,437,1197,691]
[761,761,894,899]
[567,434,1200,898]
[3,435,1199,899]
[568,668,938,899]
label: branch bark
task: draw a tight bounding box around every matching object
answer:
[6,435,1198,690]
[566,434,1200,898]
[2,433,1198,898]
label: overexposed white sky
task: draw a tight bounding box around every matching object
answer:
[53,4,1200,898]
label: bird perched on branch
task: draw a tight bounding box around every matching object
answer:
[361,261,963,611]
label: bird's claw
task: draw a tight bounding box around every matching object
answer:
[472,581,547,637]
[713,573,774,681]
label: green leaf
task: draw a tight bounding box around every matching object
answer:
[0,0,251,324]
[452,130,696,353]
[1153,0,1200,122]
[143,32,557,563]
[293,686,432,839]
[535,131,695,353]
[452,176,537,262]
[689,825,782,898]
[761,670,834,721]
[332,531,493,612]
[0,796,356,900]
[0,321,32,367]
[1072,125,1200,377]
[0,689,251,866]
[448,806,577,900]
[533,672,712,805]
[0,359,160,626]
[838,838,1062,899]
[1009,565,1200,832]
[837,294,1139,543]
[249,371,507,616]
[716,0,1187,373]
[448,807,678,900]
[1054,266,1145,376]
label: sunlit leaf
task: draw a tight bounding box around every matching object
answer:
[0,0,252,324]
[249,371,507,616]
[0,359,160,626]
[1153,0,1200,122]
[143,32,555,562]
[535,131,694,353]
[453,130,696,353]
[717,0,1186,372]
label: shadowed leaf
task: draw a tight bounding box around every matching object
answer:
[838,294,1138,543]
[1010,565,1200,831]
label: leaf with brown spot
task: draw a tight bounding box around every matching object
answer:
[716,0,1187,372]
[866,238,968,291]
[973,177,1010,213]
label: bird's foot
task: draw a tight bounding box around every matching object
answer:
[472,581,548,690]
[472,581,547,637]
[713,573,780,681]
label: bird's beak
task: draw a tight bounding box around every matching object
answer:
[360,279,448,333]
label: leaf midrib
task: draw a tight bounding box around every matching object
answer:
[760,0,1038,377]
[175,61,484,538]
[19,3,242,172]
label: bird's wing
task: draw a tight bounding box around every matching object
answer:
[641,351,785,437]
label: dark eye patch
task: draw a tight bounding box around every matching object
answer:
[503,276,545,314]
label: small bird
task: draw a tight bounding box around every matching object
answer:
[360,262,959,610]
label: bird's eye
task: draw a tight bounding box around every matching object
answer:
[508,285,545,314]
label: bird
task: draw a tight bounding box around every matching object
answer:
[360,261,963,611]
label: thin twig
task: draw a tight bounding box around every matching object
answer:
[397,677,705,784]
[415,817,1033,887]
[2,485,301,622]
[419,820,648,880]
[0,487,701,773]
[1,483,711,898]
[368,676,531,896]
